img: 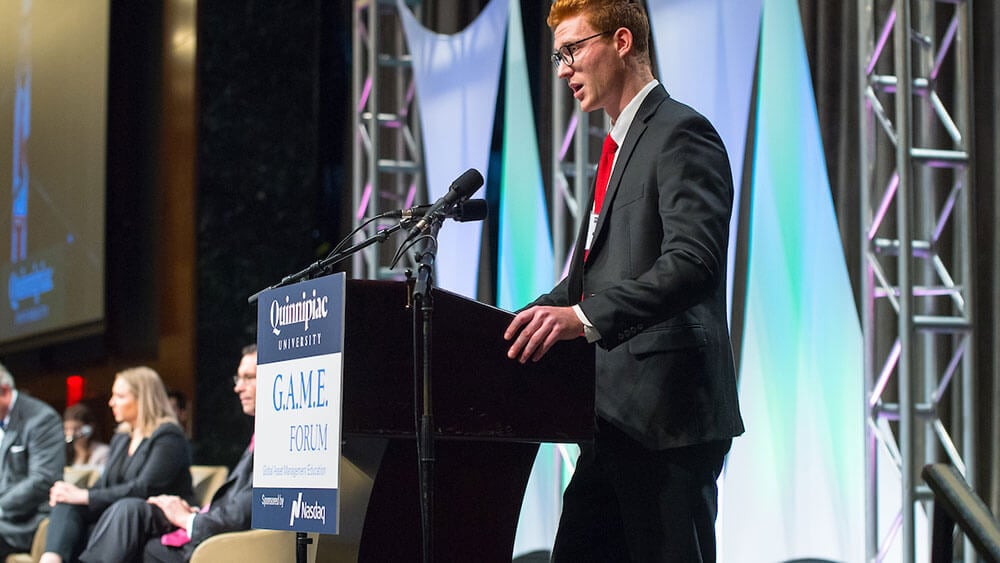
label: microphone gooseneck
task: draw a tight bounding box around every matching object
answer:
[411,168,484,233]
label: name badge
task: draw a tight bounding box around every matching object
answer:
[585,211,600,251]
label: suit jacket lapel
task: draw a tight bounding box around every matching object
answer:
[589,86,669,258]
[567,207,589,303]
[0,399,24,470]
[567,86,670,300]
[211,443,253,504]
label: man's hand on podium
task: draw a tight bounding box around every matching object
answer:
[504,305,583,364]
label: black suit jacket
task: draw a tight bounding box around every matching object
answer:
[183,445,254,557]
[533,85,744,450]
[0,394,64,549]
[88,423,193,514]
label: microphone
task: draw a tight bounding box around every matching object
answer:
[410,168,484,233]
[65,424,94,443]
[451,198,488,222]
[388,198,488,223]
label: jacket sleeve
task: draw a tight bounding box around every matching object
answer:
[0,407,64,518]
[526,274,573,309]
[87,425,191,512]
[188,480,253,545]
[579,114,733,349]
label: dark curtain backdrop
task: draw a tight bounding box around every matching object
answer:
[419,0,999,515]
[194,0,349,468]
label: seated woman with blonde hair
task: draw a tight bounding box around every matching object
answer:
[40,367,193,563]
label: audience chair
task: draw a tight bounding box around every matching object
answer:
[190,465,229,507]
[3,459,374,562]
[4,517,48,563]
[313,455,371,562]
[5,466,97,563]
[190,456,372,563]
[189,530,318,563]
[61,467,96,488]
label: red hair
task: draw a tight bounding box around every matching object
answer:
[547,0,651,64]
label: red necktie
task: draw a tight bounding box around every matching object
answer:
[584,134,618,262]
[593,133,617,215]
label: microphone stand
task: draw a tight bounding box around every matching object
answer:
[410,219,441,563]
[295,533,312,563]
[248,221,407,305]
[245,219,406,563]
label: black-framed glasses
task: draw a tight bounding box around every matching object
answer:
[551,31,612,69]
[233,374,256,386]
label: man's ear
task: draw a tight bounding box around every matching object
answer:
[613,27,633,58]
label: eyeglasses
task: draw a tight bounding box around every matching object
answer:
[233,374,256,386]
[551,31,611,69]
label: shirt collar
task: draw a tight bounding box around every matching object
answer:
[609,79,659,146]
[0,389,16,430]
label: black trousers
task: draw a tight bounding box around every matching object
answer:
[77,498,185,563]
[0,535,21,560]
[45,503,103,561]
[551,418,731,563]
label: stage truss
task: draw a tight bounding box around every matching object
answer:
[352,0,424,280]
[859,0,976,561]
[351,0,602,285]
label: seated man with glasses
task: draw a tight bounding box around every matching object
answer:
[79,344,259,563]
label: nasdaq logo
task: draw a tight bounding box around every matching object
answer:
[289,492,327,527]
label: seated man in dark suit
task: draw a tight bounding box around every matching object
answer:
[78,345,258,563]
[0,363,65,559]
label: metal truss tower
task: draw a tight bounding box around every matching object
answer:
[859,0,976,561]
[352,0,597,284]
[549,72,606,277]
[352,0,424,280]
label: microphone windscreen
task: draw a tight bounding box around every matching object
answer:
[451,168,484,199]
[456,199,488,222]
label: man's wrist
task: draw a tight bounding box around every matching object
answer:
[572,305,601,343]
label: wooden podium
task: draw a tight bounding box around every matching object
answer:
[334,280,594,561]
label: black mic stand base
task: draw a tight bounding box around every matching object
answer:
[295,531,312,563]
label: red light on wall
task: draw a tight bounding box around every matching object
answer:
[66,375,84,407]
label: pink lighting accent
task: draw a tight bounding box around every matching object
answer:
[404,80,416,110]
[868,172,898,241]
[931,16,958,81]
[867,9,896,76]
[356,182,373,221]
[559,114,578,161]
[405,183,417,208]
[870,339,901,408]
[358,77,372,113]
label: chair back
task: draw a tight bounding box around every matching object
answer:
[190,465,229,507]
[190,530,318,563]
[62,467,96,488]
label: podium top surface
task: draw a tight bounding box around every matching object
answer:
[342,280,595,443]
